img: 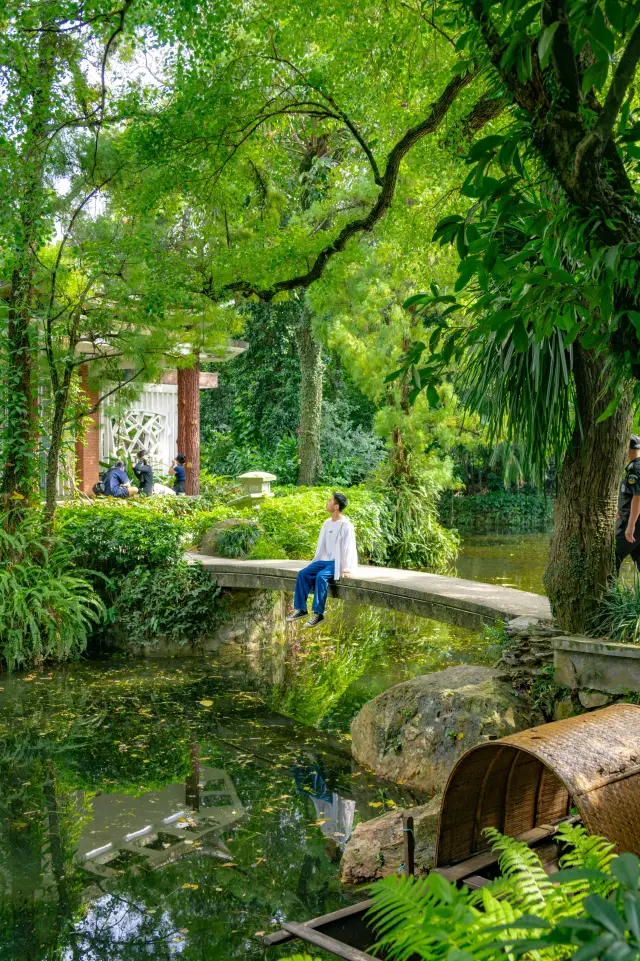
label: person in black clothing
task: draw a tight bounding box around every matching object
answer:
[171,453,187,495]
[133,450,154,496]
[616,434,640,573]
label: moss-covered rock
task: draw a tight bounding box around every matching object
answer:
[350,665,537,794]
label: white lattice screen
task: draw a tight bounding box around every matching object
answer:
[100,385,178,472]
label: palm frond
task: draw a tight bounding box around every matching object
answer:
[460,326,575,487]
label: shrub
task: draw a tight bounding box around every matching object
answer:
[442,490,553,533]
[0,511,105,671]
[371,465,460,573]
[319,399,386,486]
[215,520,262,558]
[104,562,223,647]
[591,579,640,644]
[256,486,389,563]
[248,535,289,560]
[58,503,184,573]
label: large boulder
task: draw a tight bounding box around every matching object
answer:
[350,665,535,795]
[340,796,441,885]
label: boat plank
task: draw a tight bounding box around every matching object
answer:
[282,922,379,961]
[262,899,373,947]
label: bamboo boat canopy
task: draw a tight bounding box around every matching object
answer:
[435,704,640,867]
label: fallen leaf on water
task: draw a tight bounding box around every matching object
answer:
[199,699,213,707]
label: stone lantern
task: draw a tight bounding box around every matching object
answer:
[231,471,277,507]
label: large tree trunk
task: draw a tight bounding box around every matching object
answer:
[543,347,631,631]
[177,361,201,495]
[296,306,323,486]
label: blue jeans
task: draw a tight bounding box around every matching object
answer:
[293,560,335,615]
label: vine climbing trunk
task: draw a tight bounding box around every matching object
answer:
[1,30,56,514]
[177,361,201,495]
[296,306,323,486]
[543,347,632,632]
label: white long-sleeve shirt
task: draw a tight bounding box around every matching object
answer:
[313,517,358,581]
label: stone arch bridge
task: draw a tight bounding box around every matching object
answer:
[186,555,551,630]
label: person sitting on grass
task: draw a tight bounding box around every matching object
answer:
[286,492,358,628]
[103,460,137,499]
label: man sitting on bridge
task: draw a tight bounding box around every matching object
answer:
[286,492,358,628]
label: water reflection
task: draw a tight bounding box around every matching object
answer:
[223,601,492,734]
[0,660,424,961]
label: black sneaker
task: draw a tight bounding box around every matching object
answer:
[304,613,324,628]
[286,609,307,623]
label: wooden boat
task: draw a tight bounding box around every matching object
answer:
[263,704,640,961]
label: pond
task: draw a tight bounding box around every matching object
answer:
[455,532,550,594]
[0,532,547,961]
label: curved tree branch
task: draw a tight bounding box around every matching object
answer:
[221,69,479,302]
[593,19,640,152]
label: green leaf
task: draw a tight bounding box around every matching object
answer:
[612,853,640,890]
[512,320,529,351]
[552,868,611,886]
[623,891,640,942]
[591,4,615,54]
[403,293,432,308]
[596,394,622,423]
[456,224,468,259]
[605,244,620,272]
[454,261,478,292]
[584,894,626,936]
[582,59,609,94]
[538,22,560,69]
[468,135,504,161]
[426,384,440,408]
[605,0,625,32]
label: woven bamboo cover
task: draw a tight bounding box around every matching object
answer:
[435,704,640,866]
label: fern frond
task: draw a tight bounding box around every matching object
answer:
[484,827,559,915]
[556,823,616,873]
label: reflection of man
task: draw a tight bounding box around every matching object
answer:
[293,759,356,844]
[286,492,358,628]
[616,435,640,574]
